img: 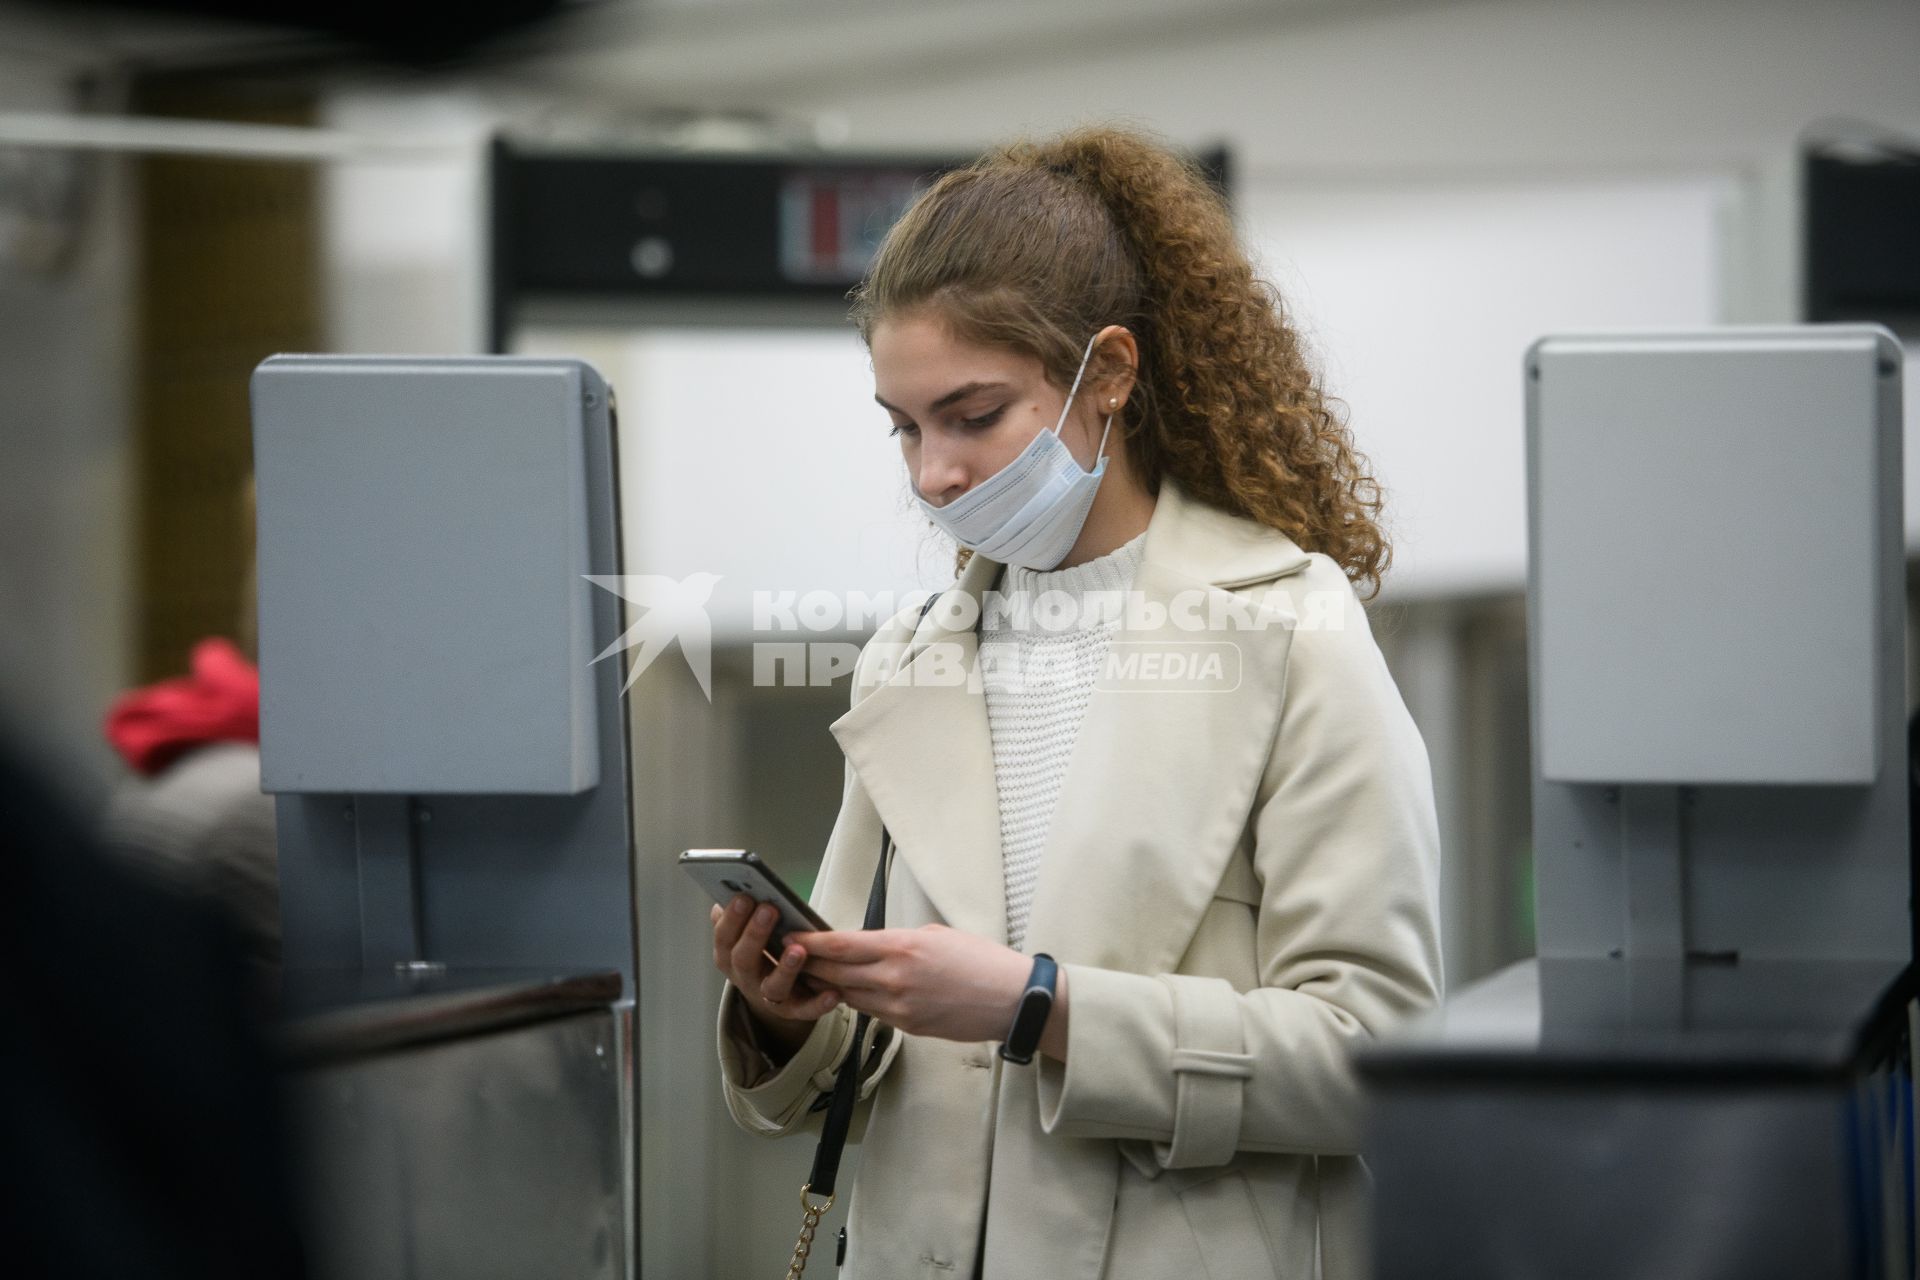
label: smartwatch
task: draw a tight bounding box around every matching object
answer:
[999,953,1058,1065]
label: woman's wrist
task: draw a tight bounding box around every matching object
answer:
[747,1002,820,1066]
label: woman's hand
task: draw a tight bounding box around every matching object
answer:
[710,895,842,1055]
[786,923,1039,1045]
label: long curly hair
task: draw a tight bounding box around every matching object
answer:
[847,123,1391,601]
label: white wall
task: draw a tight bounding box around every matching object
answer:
[1242,174,1728,594]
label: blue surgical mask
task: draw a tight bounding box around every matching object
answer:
[913,332,1116,571]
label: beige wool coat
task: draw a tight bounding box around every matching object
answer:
[716,475,1444,1279]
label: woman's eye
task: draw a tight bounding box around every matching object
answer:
[888,421,917,438]
[961,407,1007,430]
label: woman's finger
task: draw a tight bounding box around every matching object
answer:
[713,894,753,952]
[787,928,896,962]
[711,898,755,978]
[759,944,807,1003]
[803,957,892,991]
[728,903,778,984]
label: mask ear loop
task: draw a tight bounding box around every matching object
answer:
[1056,334,1117,474]
[1051,333,1102,438]
[1090,409,1116,467]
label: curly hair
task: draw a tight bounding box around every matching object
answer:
[847,123,1392,601]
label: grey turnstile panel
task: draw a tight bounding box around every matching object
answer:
[1529,329,1897,785]
[287,1008,626,1280]
[1359,958,1914,1280]
[1368,1083,1859,1279]
[263,355,636,978]
[251,355,600,795]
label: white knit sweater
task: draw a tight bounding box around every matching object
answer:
[979,530,1147,951]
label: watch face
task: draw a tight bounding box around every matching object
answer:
[1004,989,1053,1061]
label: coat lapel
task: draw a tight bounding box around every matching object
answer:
[826,476,1313,965]
[1017,554,1297,976]
[1021,479,1309,974]
[827,547,1009,943]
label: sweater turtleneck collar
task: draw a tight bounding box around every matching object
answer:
[997,528,1148,606]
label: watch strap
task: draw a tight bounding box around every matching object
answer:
[999,952,1058,1065]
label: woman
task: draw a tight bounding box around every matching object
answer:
[711,124,1443,1279]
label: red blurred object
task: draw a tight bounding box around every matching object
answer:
[104,637,260,777]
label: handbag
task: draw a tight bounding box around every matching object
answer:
[785,592,940,1278]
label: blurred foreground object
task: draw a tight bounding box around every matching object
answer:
[0,725,307,1279]
[22,0,576,65]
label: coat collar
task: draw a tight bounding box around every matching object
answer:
[1133,474,1312,588]
[827,476,1313,972]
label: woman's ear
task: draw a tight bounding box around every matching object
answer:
[1092,323,1139,411]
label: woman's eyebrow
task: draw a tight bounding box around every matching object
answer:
[874,381,1008,414]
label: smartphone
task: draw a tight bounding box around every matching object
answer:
[680,849,831,951]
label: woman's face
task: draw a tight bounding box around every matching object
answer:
[870,311,1130,509]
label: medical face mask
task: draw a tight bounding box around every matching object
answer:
[912,332,1116,571]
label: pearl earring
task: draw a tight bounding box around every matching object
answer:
[1108,397,1119,409]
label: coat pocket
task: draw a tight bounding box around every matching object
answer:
[1177,1169,1282,1280]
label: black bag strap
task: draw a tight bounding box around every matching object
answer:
[803,589,940,1201]
[802,826,893,1200]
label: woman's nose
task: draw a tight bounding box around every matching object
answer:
[912,441,970,507]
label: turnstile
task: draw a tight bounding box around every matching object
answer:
[251,355,638,1279]
[1359,326,1914,1278]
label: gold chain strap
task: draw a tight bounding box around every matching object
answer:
[786,1184,835,1279]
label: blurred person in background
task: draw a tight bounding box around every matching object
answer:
[0,717,306,1278]
[96,475,279,1001]
[709,124,1443,1279]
